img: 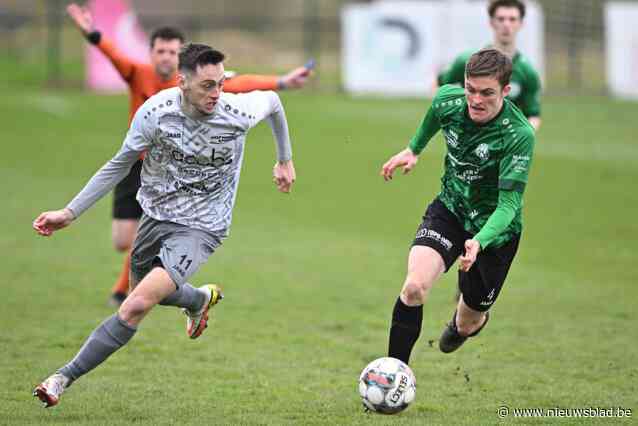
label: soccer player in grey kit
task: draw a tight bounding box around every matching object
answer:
[32,43,296,407]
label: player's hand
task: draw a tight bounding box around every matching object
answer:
[273,160,296,193]
[67,3,94,36]
[381,148,418,181]
[278,66,312,90]
[459,239,481,272]
[33,208,75,237]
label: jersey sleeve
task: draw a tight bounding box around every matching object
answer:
[224,74,279,93]
[408,85,462,154]
[437,54,467,86]
[237,91,292,161]
[408,104,440,155]
[518,68,542,118]
[474,190,522,249]
[95,36,137,82]
[499,126,535,193]
[65,104,153,218]
[123,101,156,151]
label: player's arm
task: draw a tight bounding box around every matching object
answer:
[33,105,153,237]
[224,62,314,93]
[381,98,441,181]
[459,128,535,271]
[243,91,295,193]
[434,54,467,90]
[66,3,136,81]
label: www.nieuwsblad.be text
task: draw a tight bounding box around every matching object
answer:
[497,405,632,418]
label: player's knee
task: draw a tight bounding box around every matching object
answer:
[118,294,152,323]
[401,278,429,305]
[456,314,485,337]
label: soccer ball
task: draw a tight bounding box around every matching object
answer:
[358,357,416,414]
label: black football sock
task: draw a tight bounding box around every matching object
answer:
[387,297,423,365]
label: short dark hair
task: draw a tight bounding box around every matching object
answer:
[465,48,512,88]
[178,43,225,74]
[488,0,526,19]
[150,27,185,49]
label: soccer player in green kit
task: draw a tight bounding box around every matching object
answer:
[436,0,542,131]
[381,48,535,361]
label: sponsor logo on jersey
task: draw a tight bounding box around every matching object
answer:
[210,132,239,144]
[171,146,233,168]
[512,154,530,173]
[444,129,459,148]
[149,145,167,164]
[455,170,482,183]
[474,143,489,161]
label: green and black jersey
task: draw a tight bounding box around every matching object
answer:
[409,85,535,248]
[437,50,541,118]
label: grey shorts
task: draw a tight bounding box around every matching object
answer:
[130,214,222,288]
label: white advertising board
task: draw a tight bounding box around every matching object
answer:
[342,1,544,97]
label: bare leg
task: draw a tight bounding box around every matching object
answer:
[455,294,488,337]
[388,246,445,364]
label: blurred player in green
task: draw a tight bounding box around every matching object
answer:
[382,48,535,362]
[436,0,542,130]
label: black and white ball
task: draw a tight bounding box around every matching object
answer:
[358,357,416,414]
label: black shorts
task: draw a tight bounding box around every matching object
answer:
[412,198,520,312]
[112,159,143,220]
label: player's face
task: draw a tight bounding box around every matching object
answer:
[180,63,225,115]
[490,7,523,45]
[465,75,510,124]
[150,38,182,78]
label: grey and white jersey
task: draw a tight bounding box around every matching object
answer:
[66,87,292,236]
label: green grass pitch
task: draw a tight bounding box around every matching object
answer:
[1,89,636,425]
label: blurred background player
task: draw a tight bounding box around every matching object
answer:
[382,48,535,363]
[33,43,296,407]
[435,0,542,130]
[66,3,313,306]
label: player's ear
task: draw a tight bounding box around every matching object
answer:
[502,83,511,98]
[177,72,188,90]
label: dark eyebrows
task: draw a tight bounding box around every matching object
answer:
[200,76,226,86]
[466,83,496,95]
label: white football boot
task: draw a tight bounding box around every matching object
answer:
[33,372,71,408]
[183,284,223,339]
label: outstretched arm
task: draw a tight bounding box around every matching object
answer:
[381,97,440,181]
[224,63,314,93]
[67,3,136,81]
[33,145,143,237]
[264,93,295,193]
[242,91,295,192]
[33,102,154,236]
